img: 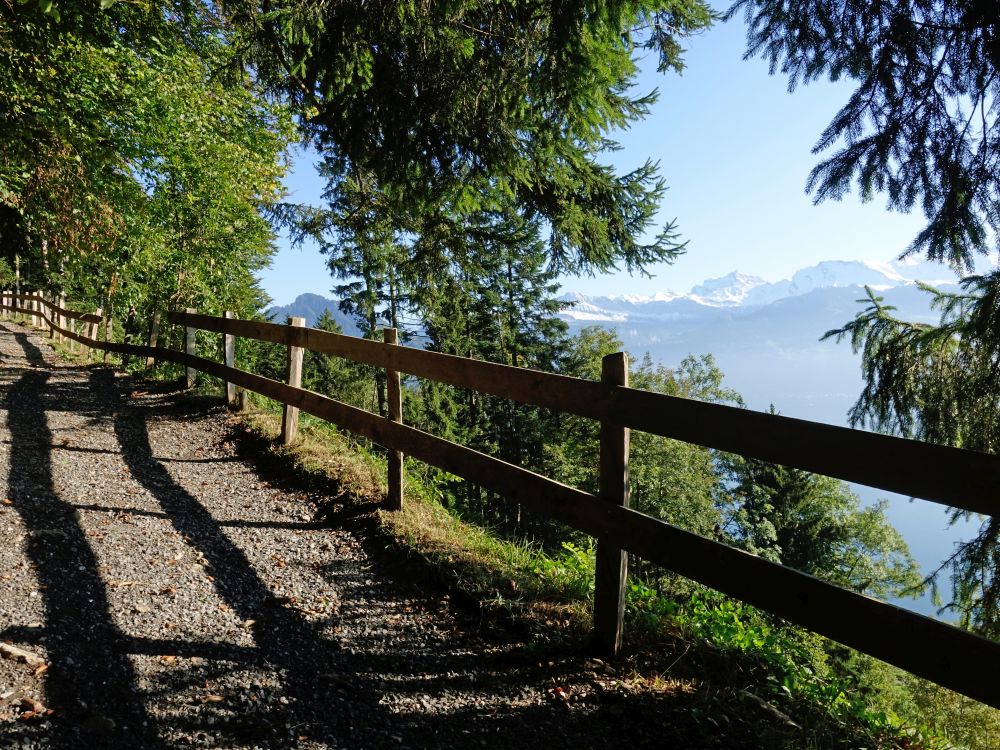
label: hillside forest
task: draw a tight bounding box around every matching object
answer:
[2,1,999,746]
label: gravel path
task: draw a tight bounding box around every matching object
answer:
[0,321,762,749]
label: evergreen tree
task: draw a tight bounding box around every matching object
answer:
[287,165,412,415]
[416,208,571,531]
[825,283,1000,632]
[223,0,711,275]
[731,0,1000,636]
[721,445,922,599]
[730,0,1000,270]
[302,309,373,408]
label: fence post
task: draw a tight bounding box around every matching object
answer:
[384,327,404,510]
[224,311,237,407]
[87,308,102,360]
[103,313,113,363]
[145,310,161,369]
[281,316,305,445]
[48,295,56,339]
[184,308,197,388]
[57,294,66,344]
[593,352,630,657]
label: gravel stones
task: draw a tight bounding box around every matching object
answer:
[0,321,752,749]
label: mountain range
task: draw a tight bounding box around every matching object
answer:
[558,259,961,425]
[557,258,976,609]
[267,293,361,336]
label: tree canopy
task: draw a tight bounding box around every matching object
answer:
[0,1,294,323]
[223,0,714,275]
[731,0,1000,637]
[730,0,1000,270]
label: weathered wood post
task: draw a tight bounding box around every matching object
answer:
[103,313,114,363]
[87,308,102,360]
[47,294,57,339]
[593,352,630,657]
[30,294,38,328]
[57,294,66,344]
[384,327,404,510]
[224,311,237,408]
[145,310,161,369]
[281,316,306,444]
[184,307,197,389]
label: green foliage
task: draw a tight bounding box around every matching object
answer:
[301,309,375,408]
[826,282,1000,636]
[225,0,715,276]
[733,0,1000,644]
[531,541,596,602]
[729,0,1000,271]
[0,258,15,289]
[721,443,923,599]
[0,1,294,335]
[629,354,742,536]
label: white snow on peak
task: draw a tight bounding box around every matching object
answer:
[784,260,903,297]
[561,257,962,322]
[688,271,767,307]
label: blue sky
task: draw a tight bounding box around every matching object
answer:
[259,16,929,307]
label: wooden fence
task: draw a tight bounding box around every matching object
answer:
[3,291,999,708]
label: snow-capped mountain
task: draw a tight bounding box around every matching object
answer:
[559,258,971,605]
[560,259,960,321]
[558,258,962,424]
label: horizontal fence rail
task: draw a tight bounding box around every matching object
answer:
[7,293,102,324]
[3,295,999,708]
[170,310,1000,517]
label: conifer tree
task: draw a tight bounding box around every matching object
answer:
[415,208,570,530]
[721,446,922,599]
[730,0,1000,636]
[223,0,711,275]
[825,283,1000,632]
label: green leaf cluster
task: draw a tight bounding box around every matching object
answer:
[826,281,1000,637]
[0,1,294,334]
[225,0,715,275]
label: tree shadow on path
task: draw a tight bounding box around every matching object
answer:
[4,333,164,749]
[99,369,399,747]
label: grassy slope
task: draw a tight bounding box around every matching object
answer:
[226,396,998,750]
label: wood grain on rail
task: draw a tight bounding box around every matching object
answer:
[169,310,1000,517]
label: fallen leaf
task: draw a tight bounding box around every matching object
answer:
[201,694,224,703]
[19,697,44,714]
[32,664,48,676]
